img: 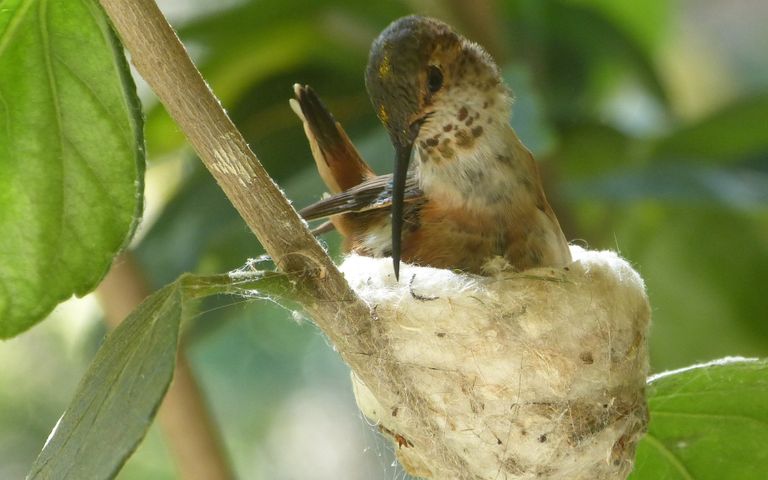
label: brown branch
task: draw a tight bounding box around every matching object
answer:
[97,0,377,370]
[97,252,233,480]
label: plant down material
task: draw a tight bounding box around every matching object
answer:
[342,246,650,479]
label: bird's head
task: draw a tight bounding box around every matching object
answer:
[365,15,510,279]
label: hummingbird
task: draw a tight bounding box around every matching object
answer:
[292,15,571,279]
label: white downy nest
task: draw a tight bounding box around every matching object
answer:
[339,246,650,480]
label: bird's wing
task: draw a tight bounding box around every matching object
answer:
[300,173,423,221]
[290,84,376,193]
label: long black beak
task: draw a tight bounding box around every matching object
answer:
[391,141,413,280]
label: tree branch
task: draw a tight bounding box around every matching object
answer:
[97,0,377,372]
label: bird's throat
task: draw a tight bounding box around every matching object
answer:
[416,126,539,215]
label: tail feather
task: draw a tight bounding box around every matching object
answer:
[291,84,375,194]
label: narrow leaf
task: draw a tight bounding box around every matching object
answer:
[631,357,768,479]
[27,282,182,480]
[0,0,144,337]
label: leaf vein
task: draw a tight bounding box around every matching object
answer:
[0,0,35,57]
[61,133,125,213]
[52,52,131,152]
[38,0,66,269]
[643,433,695,480]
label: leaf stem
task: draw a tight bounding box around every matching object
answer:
[180,270,300,301]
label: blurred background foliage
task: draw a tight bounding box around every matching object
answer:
[2,0,767,478]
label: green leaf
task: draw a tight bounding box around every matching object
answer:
[27,282,182,480]
[23,267,289,479]
[631,358,768,479]
[0,0,144,337]
[653,93,768,163]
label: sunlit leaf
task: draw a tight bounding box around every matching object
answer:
[27,282,181,480]
[631,358,768,479]
[0,0,144,337]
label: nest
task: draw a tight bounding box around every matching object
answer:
[340,246,650,480]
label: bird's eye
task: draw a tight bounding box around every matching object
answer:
[427,65,443,93]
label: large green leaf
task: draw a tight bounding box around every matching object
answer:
[0,0,144,337]
[631,358,768,479]
[27,282,182,480]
